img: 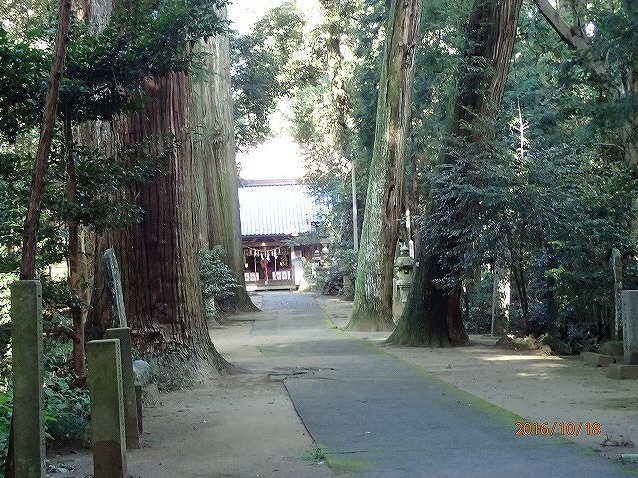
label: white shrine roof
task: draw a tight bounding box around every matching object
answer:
[238,181,325,237]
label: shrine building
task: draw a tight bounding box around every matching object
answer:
[238,179,324,291]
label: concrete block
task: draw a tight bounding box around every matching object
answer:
[105,328,140,449]
[581,352,614,367]
[608,364,638,379]
[87,339,127,478]
[600,341,624,357]
[11,280,45,478]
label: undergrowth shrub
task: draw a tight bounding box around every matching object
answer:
[199,246,239,318]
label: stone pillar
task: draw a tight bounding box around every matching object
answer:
[621,290,638,364]
[611,248,622,341]
[103,248,127,327]
[87,339,127,478]
[105,328,140,449]
[11,280,45,478]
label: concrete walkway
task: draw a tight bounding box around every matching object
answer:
[255,292,631,478]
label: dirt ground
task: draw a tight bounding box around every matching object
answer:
[50,292,638,477]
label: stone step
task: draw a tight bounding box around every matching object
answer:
[600,340,624,357]
[581,351,615,367]
[608,364,638,379]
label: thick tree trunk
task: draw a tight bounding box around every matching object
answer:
[90,74,230,370]
[388,0,523,346]
[191,10,256,312]
[348,0,422,331]
[82,2,234,374]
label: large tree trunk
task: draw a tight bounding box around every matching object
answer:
[323,4,356,247]
[86,73,228,370]
[191,9,256,312]
[83,2,233,374]
[388,0,523,346]
[347,0,422,331]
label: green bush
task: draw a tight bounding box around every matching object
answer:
[199,246,239,318]
[0,391,11,463]
[0,333,91,469]
[43,377,91,446]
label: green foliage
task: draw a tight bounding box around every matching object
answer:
[62,0,229,123]
[0,147,67,273]
[302,443,327,462]
[0,0,231,467]
[51,141,168,231]
[0,27,49,141]
[0,323,91,467]
[324,248,357,298]
[231,2,306,147]
[228,0,638,343]
[0,278,11,389]
[43,377,90,446]
[43,316,90,447]
[0,0,231,273]
[199,246,239,317]
[0,1,229,140]
[463,272,497,334]
[295,0,471,249]
[0,391,11,461]
[0,139,167,273]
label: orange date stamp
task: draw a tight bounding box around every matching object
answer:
[515,421,602,437]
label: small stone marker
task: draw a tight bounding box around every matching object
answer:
[621,290,638,364]
[11,280,45,478]
[611,248,622,340]
[103,248,127,327]
[87,339,127,478]
[609,291,638,379]
[105,328,140,449]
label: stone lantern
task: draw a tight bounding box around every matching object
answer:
[311,249,324,292]
[312,249,321,266]
[395,244,414,303]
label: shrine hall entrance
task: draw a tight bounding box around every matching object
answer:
[243,245,296,290]
[238,179,325,291]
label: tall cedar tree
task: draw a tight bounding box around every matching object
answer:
[84,0,237,372]
[191,9,257,313]
[387,0,523,346]
[347,0,423,331]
